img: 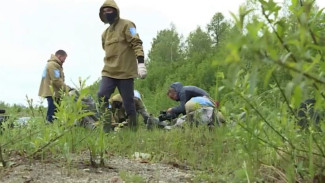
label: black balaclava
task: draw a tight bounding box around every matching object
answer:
[104,9,117,24]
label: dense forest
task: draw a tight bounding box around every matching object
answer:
[1,0,325,182]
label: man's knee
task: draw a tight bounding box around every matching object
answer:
[97,90,106,99]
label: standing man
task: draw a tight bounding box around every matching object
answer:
[97,0,147,132]
[38,50,71,123]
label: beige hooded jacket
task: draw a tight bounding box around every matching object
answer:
[99,0,144,79]
[38,54,70,98]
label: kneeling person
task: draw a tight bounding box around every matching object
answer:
[109,90,150,127]
[185,96,225,127]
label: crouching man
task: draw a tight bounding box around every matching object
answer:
[185,96,225,128]
[158,82,225,129]
[68,90,99,130]
[109,90,150,128]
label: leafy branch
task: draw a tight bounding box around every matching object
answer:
[260,1,298,63]
[27,125,74,159]
[272,73,298,120]
[237,91,295,149]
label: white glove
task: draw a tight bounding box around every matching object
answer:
[138,63,147,79]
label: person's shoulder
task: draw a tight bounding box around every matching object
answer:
[119,18,136,26]
[47,60,60,68]
[188,85,201,90]
[102,28,109,36]
[183,85,192,90]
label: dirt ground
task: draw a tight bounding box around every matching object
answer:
[0,152,195,183]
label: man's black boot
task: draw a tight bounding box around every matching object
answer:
[128,114,138,132]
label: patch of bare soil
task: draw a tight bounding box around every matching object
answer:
[0,153,195,183]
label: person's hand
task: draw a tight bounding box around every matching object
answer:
[138,63,147,79]
[167,108,173,113]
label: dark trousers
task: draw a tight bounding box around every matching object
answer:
[46,96,59,123]
[97,76,136,116]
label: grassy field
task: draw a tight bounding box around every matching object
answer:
[1,90,324,182]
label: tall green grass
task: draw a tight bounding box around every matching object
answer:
[1,89,324,182]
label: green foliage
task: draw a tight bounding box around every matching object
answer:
[207,12,231,46]
[2,0,325,182]
[186,26,213,58]
[218,0,325,181]
[148,24,182,63]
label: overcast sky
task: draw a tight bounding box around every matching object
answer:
[1,0,324,106]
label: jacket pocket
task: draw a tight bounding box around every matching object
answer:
[105,38,119,58]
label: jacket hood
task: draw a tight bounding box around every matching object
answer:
[109,94,122,103]
[99,0,120,24]
[170,82,183,93]
[48,54,62,66]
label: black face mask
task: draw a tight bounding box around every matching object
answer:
[105,11,117,24]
